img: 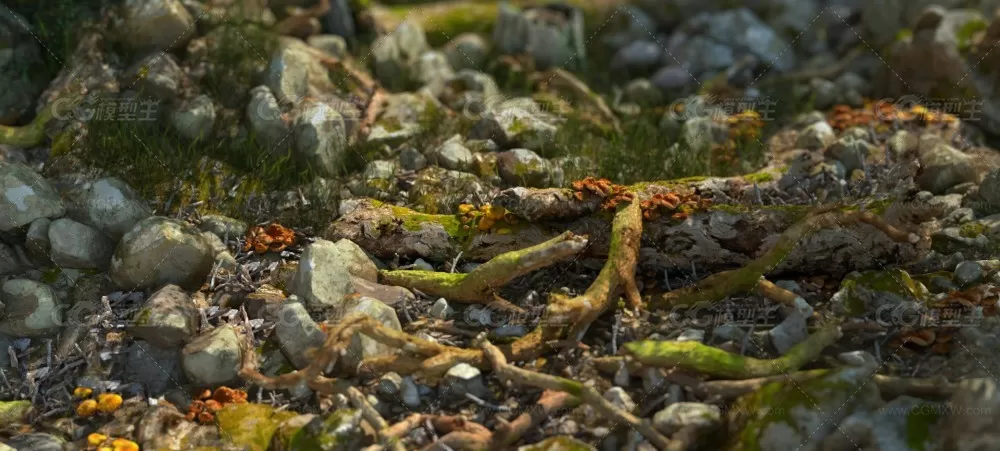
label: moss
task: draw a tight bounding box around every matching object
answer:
[956,18,988,54]
[216,404,299,451]
[41,267,62,284]
[959,221,990,238]
[0,400,31,424]
[133,306,153,327]
[288,409,363,450]
[839,269,928,316]
[742,171,775,183]
[896,28,913,42]
[519,436,595,450]
[389,205,464,237]
[905,404,940,451]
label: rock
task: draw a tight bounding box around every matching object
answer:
[825,136,877,174]
[338,296,401,371]
[653,402,722,436]
[518,436,596,450]
[286,409,364,450]
[444,33,490,71]
[120,0,195,52]
[622,78,663,107]
[288,238,378,310]
[199,215,247,240]
[399,145,427,171]
[979,168,1000,214]
[265,37,337,103]
[795,121,836,150]
[822,395,937,451]
[603,387,636,412]
[181,324,243,386]
[24,218,50,262]
[651,65,695,92]
[441,363,489,400]
[307,34,348,58]
[768,311,809,354]
[367,92,435,145]
[469,98,559,150]
[611,40,664,74]
[129,284,199,348]
[429,298,451,319]
[675,329,705,343]
[292,97,350,178]
[0,279,62,337]
[0,162,66,232]
[0,242,21,275]
[837,350,877,367]
[110,216,215,290]
[413,50,455,94]
[372,20,429,90]
[428,135,474,171]
[681,116,729,154]
[351,278,415,306]
[47,218,115,269]
[939,378,1000,450]
[0,400,29,425]
[665,35,735,78]
[408,167,487,214]
[831,269,929,319]
[3,433,64,451]
[497,148,550,187]
[122,340,185,396]
[216,403,299,451]
[125,53,186,102]
[66,177,152,239]
[246,85,293,153]
[274,301,326,369]
[690,8,795,72]
[169,94,216,140]
[917,140,977,194]
[322,0,355,41]
[725,366,882,450]
[954,260,985,286]
[493,3,586,70]
[412,258,434,272]
[377,372,403,398]
[401,376,421,408]
[0,9,46,125]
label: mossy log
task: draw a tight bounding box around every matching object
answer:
[325,183,921,278]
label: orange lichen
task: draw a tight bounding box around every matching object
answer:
[74,387,94,398]
[111,438,139,451]
[243,223,297,254]
[639,192,711,221]
[458,204,518,233]
[827,101,959,132]
[889,328,955,355]
[96,393,123,414]
[76,399,98,417]
[185,386,248,424]
[571,177,634,210]
[87,433,107,446]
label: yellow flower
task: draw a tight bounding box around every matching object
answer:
[457,204,475,215]
[87,433,108,446]
[97,393,123,414]
[76,400,98,417]
[73,387,93,398]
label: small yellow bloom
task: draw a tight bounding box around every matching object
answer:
[111,438,139,451]
[73,387,93,398]
[97,393,123,414]
[98,448,113,451]
[457,204,474,215]
[87,433,108,446]
[76,399,98,417]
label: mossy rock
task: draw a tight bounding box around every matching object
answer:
[834,269,929,317]
[287,409,364,450]
[216,403,299,451]
[0,400,31,424]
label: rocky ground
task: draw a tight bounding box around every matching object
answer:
[3,0,1000,450]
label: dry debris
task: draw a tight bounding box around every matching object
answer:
[242,223,297,254]
[184,387,248,424]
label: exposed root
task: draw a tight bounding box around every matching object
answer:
[0,85,85,147]
[478,338,672,449]
[650,207,919,308]
[380,231,589,309]
[756,279,801,307]
[490,390,580,450]
[384,414,492,451]
[623,324,843,379]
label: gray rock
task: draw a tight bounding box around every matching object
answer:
[398,146,427,171]
[413,50,455,94]
[121,0,195,52]
[497,148,550,187]
[825,136,876,174]
[198,215,247,241]
[123,340,184,396]
[603,387,636,412]
[246,85,292,153]
[307,34,348,58]
[110,216,215,290]
[181,324,243,386]
[0,162,65,231]
[611,40,664,73]
[372,20,429,90]
[377,372,403,399]
[713,324,745,342]
[401,376,421,408]
[339,296,401,371]
[292,98,349,178]
[651,65,695,92]
[768,311,809,354]
[822,395,936,451]
[691,8,796,72]
[493,3,586,70]
[469,99,558,150]
[623,78,663,107]
[66,177,152,240]
[675,329,705,343]
[3,433,65,451]
[681,116,729,153]
[126,53,186,102]
[129,284,199,348]
[265,37,337,103]
[666,35,735,77]
[653,402,721,436]
[978,168,1000,214]
[0,279,62,338]
[47,218,115,269]
[795,121,836,149]
[169,94,216,140]
[0,243,18,276]
[954,260,984,287]
[939,378,1000,450]
[322,0,355,41]
[444,33,490,71]
[429,135,474,171]
[23,218,49,263]
[837,350,877,367]
[441,363,489,399]
[429,298,451,319]
[274,301,326,369]
[288,238,378,310]
[412,259,434,272]
[917,138,976,194]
